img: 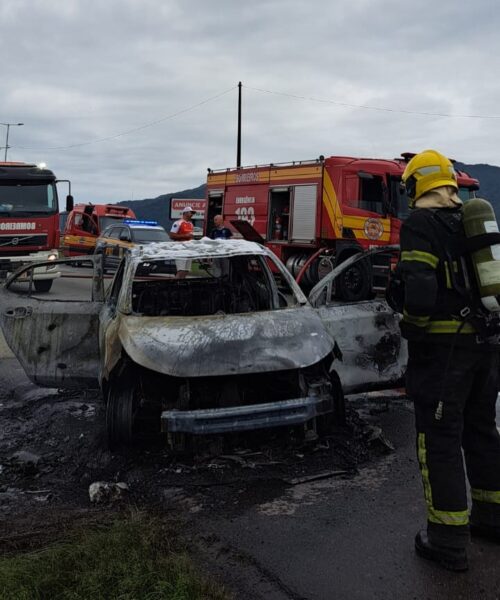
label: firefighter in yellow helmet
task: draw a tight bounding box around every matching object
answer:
[396,149,500,571]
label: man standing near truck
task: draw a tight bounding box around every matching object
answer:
[210,214,233,240]
[170,206,196,278]
[396,149,500,572]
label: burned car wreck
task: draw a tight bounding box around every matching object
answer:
[0,239,407,450]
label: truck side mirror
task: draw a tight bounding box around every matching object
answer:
[66,195,74,212]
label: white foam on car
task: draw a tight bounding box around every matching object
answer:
[133,238,267,261]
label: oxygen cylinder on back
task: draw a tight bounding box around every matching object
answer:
[462,198,500,312]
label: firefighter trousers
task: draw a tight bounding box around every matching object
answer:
[406,341,500,548]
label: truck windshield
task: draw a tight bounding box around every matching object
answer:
[0,183,57,215]
[390,177,409,220]
[99,216,128,230]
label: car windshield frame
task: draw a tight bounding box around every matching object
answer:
[117,249,307,316]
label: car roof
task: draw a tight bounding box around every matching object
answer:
[129,238,267,261]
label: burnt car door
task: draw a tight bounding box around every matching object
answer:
[308,249,407,393]
[0,257,104,389]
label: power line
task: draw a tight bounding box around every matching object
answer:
[12,82,496,155]
[244,85,500,120]
[13,86,237,151]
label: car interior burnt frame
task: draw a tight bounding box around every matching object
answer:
[129,254,300,316]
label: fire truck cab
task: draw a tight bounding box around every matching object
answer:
[0,161,73,292]
[206,154,479,300]
[62,203,136,257]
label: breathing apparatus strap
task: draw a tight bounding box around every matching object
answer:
[440,251,499,343]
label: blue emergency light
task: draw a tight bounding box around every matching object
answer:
[123,219,159,227]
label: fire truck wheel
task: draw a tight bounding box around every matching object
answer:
[335,256,371,302]
[33,279,53,293]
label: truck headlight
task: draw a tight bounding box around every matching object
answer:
[48,253,58,261]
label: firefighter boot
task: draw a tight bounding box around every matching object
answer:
[415,530,468,572]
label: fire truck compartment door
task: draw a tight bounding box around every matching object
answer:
[230,220,266,243]
[291,185,317,242]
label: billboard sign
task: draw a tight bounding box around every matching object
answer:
[170,198,207,219]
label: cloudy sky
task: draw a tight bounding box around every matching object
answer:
[1,0,499,204]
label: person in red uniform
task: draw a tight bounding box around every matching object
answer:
[170,206,195,278]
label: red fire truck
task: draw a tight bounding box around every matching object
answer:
[0,161,73,292]
[62,203,136,257]
[205,153,479,300]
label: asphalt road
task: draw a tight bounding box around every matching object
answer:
[201,399,500,600]
[5,264,112,301]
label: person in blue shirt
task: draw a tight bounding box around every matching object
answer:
[210,214,233,240]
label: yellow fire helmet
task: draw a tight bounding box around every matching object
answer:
[402,149,458,207]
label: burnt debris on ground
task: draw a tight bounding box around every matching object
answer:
[0,371,400,528]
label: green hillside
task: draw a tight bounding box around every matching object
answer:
[117,184,206,230]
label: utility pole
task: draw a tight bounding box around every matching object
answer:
[1,122,24,161]
[237,82,242,168]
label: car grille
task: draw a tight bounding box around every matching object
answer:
[0,234,48,248]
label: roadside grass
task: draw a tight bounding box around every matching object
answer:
[0,513,229,600]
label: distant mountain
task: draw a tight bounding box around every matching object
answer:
[457,163,500,214]
[117,183,206,230]
[116,163,500,229]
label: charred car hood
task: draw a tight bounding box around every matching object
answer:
[118,307,333,377]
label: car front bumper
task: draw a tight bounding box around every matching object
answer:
[161,395,333,435]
